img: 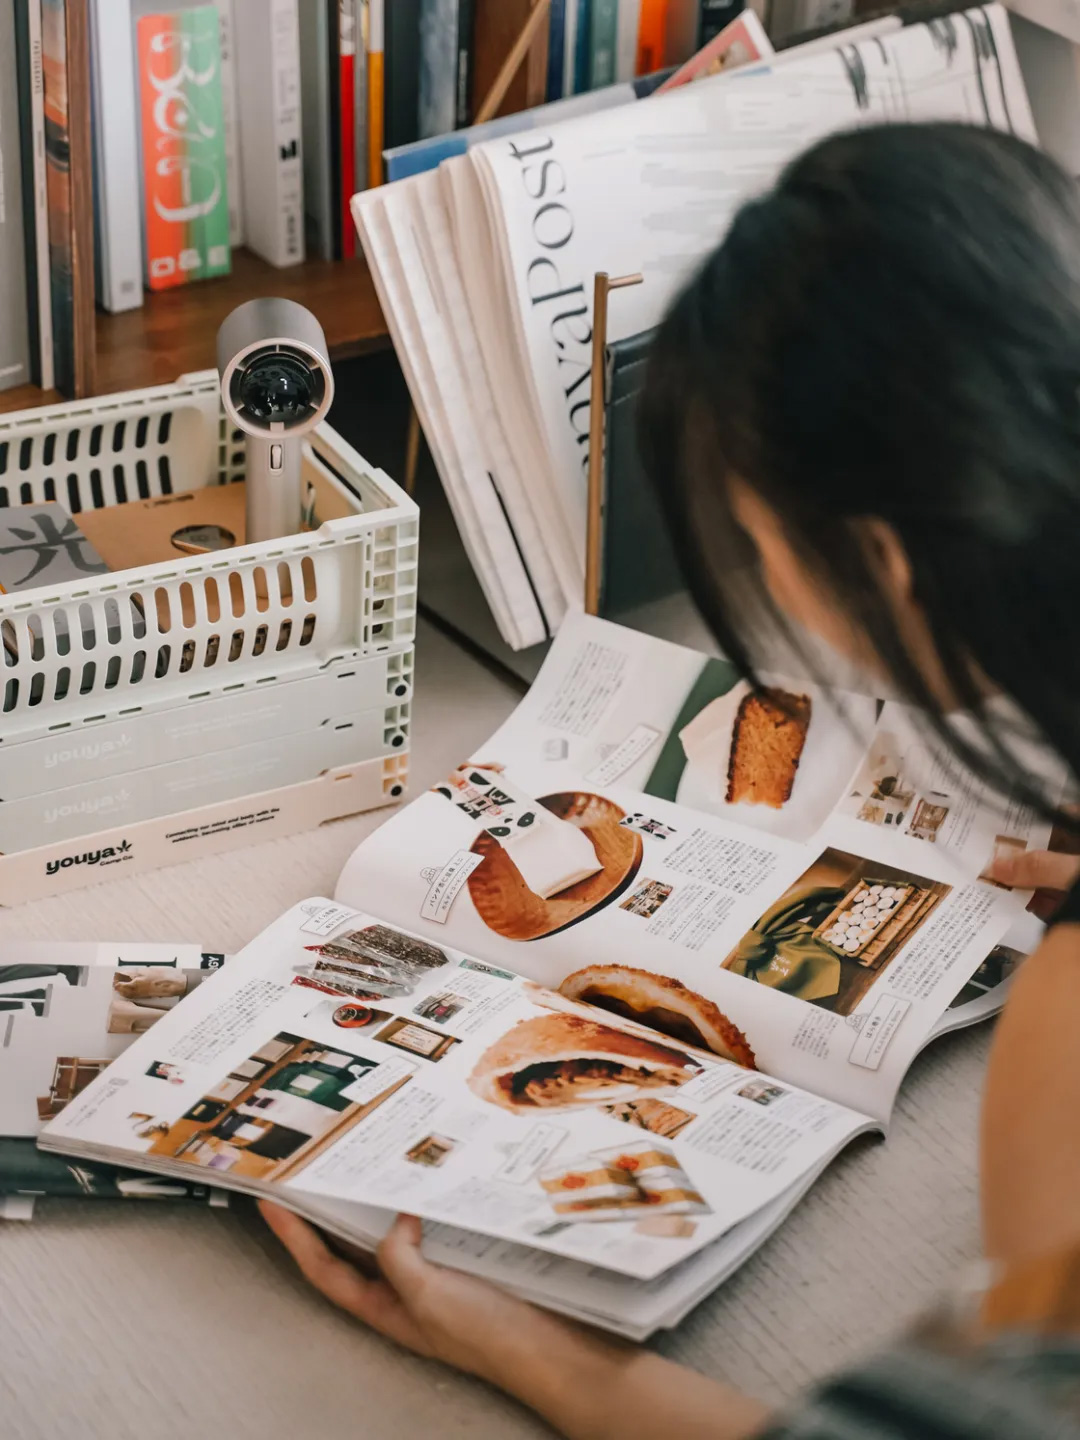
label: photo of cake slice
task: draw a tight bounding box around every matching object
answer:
[726,689,812,808]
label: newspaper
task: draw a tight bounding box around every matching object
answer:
[355,5,1037,649]
[39,616,1060,1328]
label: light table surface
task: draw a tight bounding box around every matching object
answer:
[0,620,991,1440]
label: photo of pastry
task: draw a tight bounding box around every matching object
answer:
[557,964,756,1067]
[465,789,644,942]
[467,1013,702,1113]
[539,1140,709,1223]
[292,925,448,1002]
[107,966,206,1035]
[723,848,951,1017]
[601,1097,697,1139]
[330,1003,391,1030]
[620,879,672,919]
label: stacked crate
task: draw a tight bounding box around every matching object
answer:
[0,371,417,902]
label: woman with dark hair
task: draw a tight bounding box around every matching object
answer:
[260,123,1080,1437]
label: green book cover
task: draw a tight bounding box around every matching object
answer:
[589,0,619,88]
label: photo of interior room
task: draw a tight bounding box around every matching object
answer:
[146,1032,412,1182]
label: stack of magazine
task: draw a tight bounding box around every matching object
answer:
[354,3,1035,650]
[35,616,1053,1336]
[0,941,231,1218]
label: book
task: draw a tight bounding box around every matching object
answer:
[299,0,337,261]
[590,0,620,86]
[41,0,95,399]
[354,5,1036,653]
[563,0,580,93]
[385,0,421,150]
[354,0,369,190]
[366,0,384,187]
[573,0,593,89]
[0,942,230,1218]
[233,0,305,266]
[339,0,358,256]
[658,7,771,86]
[39,613,1052,1335]
[420,0,460,139]
[385,68,672,182]
[547,0,568,100]
[136,5,232,291]
[89,0,144,314]
[212,0,244,247]
[616,0,643,78]
[0,0,33,395]
[13,0,54,391]
[636,0,668,71]
[0,1140,228,1217]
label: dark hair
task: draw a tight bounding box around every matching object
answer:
[640,122,1080,821]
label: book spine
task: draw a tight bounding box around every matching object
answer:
[385,0,421,150]
[13,0,52,390]
[366,0,384,187]
[65,0,95,397]
[699,0,745,42]
[563,0,580,95]
[136,6,231,291]
[354,0,369,190]
[573,0,593,90]
[340,0,357,255]
[546,0,567,100]
[88,0,143,315]
[328,0,343,260]
[213,0,244,247]
[590,0,619,87]
[419,0,458,141]
[234,0,305,265]
[0,0,32,394]
[615,0,642,77]
[635,0,667,72]
[456,0,475,125]
[298,0,333,260]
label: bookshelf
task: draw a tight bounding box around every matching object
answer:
[0,250,389,417]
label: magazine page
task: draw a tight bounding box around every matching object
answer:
[0,942,227,1139]
[459,612,880,843]
[40,902,870,1283]
[466,5,1034,595]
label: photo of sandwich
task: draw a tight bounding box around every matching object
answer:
[467,1013,702,1113]
[539,1140,709,1223]
[466,791,644,942]
[601,1097,697,1139]
[557,964,756,1068]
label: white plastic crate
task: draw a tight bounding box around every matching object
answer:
[0,370,418,738]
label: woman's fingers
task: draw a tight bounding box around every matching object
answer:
[259,1201,420,1343]
[989,850,1080,893]
[376,1214,429,1296]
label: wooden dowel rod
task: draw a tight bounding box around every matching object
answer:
[474,0,553,126]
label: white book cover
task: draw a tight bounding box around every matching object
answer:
[616,0,642,81]
[234,0,305,266]
[16,0,53,389]
[90,0,144,314]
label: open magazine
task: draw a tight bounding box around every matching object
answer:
[355,5,1036,649]
[39,616,1054,1334]
[0,942,230,1218]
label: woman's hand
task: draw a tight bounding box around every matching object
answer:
[987,848,1080,923]
[259,1203,564,1383]
[259,1202,771,1440]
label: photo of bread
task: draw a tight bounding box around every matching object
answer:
[726,689,812,808]
[467,1013,701,1113]
[557,965,756,1068]
[467,792,643,942]
[602,1097,697,1139]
